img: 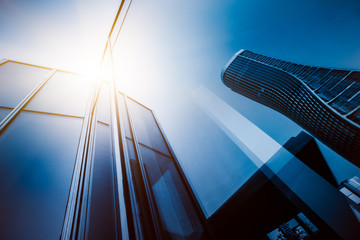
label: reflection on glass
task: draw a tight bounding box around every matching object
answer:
[266,147,360,239]
[96,83,111,124]
[0,62,50,108]
[87,124,117,239]
[0,107,12,122]
[0,112,82,239]
[128,99,170,156]
[25,72,94,117]
[139,145,203,239]
[126,138,157,239]
[118,94,132,138]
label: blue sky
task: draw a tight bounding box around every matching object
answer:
[1,0,360,216]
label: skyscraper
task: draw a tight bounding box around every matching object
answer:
[221,49,360,164]
[0,60,209,240]
[0,2,210,239]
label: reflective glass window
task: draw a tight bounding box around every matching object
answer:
[297,66,310,78]
[0,112,83,239]
[25,71,94,117]
[0,107,12,122]
[139,145,204,239]
[307,68,331,87]
[348,108,360,124]
[127,99,170,156]
[118,93,132,138]
[0,62,50,108]
[292,65,305,75]
[125,138,158,238]
[97,83,111,125]
[330,82,360,114]
[300,67,317,80]
[87,123,117,240]
[316,70,351,101]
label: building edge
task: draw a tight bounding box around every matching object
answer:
[221,49,245,82]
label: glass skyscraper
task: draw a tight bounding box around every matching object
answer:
[0,61,209,239]
[0,2,209,239]
[221,50,360,165]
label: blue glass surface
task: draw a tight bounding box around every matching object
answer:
[266,148,360,239]
[0,107,12,122]
[0,62,50,108]
[25,71,94,117]
[139,145,203,239]
[0,112,83,239]
[87,123,117,240]
[125,138,156,238]
[128,99,170,156]
[118,93,132,138]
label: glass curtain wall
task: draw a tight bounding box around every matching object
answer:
[0,60,94,239]
[0,1,209,240]
[101,1,210,238]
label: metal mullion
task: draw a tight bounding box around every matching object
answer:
[329,81,356,104]
[107,38,131,240]
[111,0,133,50]
[116,92,146,240]
[22,109,84,119]
[60,76,100,240]
[0,59,8,65]
[0,69,56,134]
[73,106,98,240]
[0,106,13,110]
[79,89,101,240]
[123,95,165,240]
[314,71,350,92]
[77,83,103,239]
[150,111,213,238]
[137,142,171,159]
[346,105,360,117]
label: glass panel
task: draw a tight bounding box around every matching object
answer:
[139,145,204,239]
[127,99,170,156]
[0,112,82,239]
[0,62,50,108]
[300,67,317,80]
[296,66,310,78]
[87,123,117,240]
[118,93,132,138]
[97,83,111,125]
[126,138,157,239]
[316,70,351,101]
[25,71,94,117]
[330,82,360,114]
[348,108,360,124]
[0,107,12,122]
[340,187,352,196]
[291,65,304,75]
[306,68,331,87]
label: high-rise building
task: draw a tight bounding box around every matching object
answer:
[221,50,360,164]
[0,59,209,239]
[0,2,210,239]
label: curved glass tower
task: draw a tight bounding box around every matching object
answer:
[221,50,360,165]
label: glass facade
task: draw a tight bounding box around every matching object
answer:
[0,59,208,239]
[0,3,208,238]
